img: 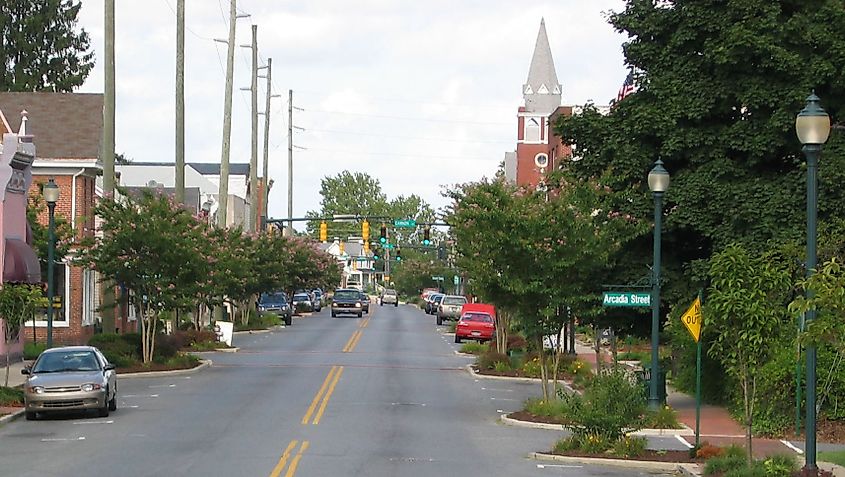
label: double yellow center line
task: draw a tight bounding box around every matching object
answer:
[301,365,344,425]
[342,316,370,352]
[269,439,309,477]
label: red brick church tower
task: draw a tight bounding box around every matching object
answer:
[505,19,572,187]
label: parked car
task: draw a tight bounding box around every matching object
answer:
[22,346,117,420]
[381,289,398,307]
[313,289,325,308]
[310,290,323,312]
[291,293,314,314]
[455,303,496,343]
[332,288,364,317]
[436,295,468,325]
[258,291,292,326]
[359,291,370,313]
[425,294,444,315]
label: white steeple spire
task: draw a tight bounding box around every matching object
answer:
[523,18,562,115]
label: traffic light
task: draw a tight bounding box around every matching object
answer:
[395,247,401,261]
[319,221,327,242]
[379,224,387,243]
[362,220,370,241]
[423,226,431,246]
[372,245,380,260]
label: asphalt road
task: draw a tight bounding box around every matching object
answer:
[0,303,676,477]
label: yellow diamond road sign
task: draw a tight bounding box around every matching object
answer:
[681,296,703,342]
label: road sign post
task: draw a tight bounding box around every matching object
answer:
[680,294,704,447]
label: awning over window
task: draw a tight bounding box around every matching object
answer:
[4,238,42,284]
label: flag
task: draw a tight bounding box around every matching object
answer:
[616,71,635,103]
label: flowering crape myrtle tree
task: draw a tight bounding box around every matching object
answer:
[81,190,207,363]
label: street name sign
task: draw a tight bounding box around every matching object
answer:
[394,219,416,228]
[431,276,444,280]
[602,292,651,307]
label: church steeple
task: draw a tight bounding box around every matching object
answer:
[523,18,561,115]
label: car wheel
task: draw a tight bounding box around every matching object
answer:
[285,314,292,326]
[331,312,337,318]
[380,302,383,307]
[25,411,37,421]
[455,335,462,344]
[98,393,110,417]
[437,315,442,326]
[108,393,117,412]
[358,312,363,318]
[394,303,398,307]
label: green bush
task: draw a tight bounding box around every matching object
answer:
[563,369,647,440]
[459,342,488,355]
[477,351,510,370]
[723,464,766,477]
[612,435,648,458]
[579,433,614,454]
[761,454,797,477]
[23,342,47,360]
[644,405,682,429]
[525,397,570,421]
[88,333,137,364]
[0,386,23,406]
[493,361,512,372]
[521,357,542,377]
[553,435,581,453]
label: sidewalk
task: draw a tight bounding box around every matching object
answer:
[1,359,29,389]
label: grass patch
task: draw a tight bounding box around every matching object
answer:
[617,350,650,364]
[0,386,23,406]
[525,397,570,421]
[187,340,230,351]
[235,313,281,331]
[819,450,845,467]
[643,405,682,429]
[459,342,488,355]
[447,322,457,333]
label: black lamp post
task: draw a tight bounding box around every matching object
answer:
[796,91,831,472]
[43,178,60,348]
[647,159,670,409]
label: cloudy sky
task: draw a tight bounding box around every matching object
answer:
[76,0,628,225]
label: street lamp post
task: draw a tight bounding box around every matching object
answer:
[647,160,670,409]
[43,179,60,348]
[796,91,831,473]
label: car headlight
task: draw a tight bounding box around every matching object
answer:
[29,385,44,394]
[355,302,362,308]
[81,383,102,392]
[282,304,289,310]
[258,305,266,311]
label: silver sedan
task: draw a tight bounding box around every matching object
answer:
[22,346,117,420]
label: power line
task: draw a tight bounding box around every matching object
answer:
[299,108,511,126]
[300,147,492,161]
[301,127,511,144]
[161,0,213,41]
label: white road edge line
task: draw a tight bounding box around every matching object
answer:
[73,420,113,425]
[780,440,804,454]
[537,464,583,469]
[675,434,694,449]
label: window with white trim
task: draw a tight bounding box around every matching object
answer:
[525,117,541,142]
[82,268,97,326]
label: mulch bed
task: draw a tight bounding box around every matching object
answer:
[549,449,700,463]
[509,410,571,426]
[787,419,845,445]
[472,365,572,381]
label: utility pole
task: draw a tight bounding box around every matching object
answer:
[248,24,258,232]
[175,0,185,204]
[287,89,294,235]
[216,0,238,228]
[101,0,116,334]
[260,58,276,230]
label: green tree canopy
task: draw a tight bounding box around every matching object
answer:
[1,0,94,92]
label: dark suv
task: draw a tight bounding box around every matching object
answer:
[258,292,292,326]
[331,288,364,318]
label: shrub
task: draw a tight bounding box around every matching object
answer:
[154,334,180,359]
[612,435,648,458]
[507,334,527,351]
[695,442,724,459]
[459,342,488,355]
[521,357,542,377]
[723,463,767,477]
[644,405,681,429]
[0,386,23,406]
[579,432,614,454]
[23,342,47,360]
[88,333,137,364]
[761,454,797,477]
[563,369,647,440]
[525,397,570,421]
[493,361,512,373]
[477,351,510,370]
[704,453,746,476]
[553,435,581,453]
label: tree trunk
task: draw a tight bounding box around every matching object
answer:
[551,323,564,395]
[594,325,602,373]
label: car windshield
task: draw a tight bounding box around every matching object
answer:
[334,290,359,300]
[292,294,310,300]
[33,351,100,373]
[461,313,493,323]
[433,295,444,303]
[443,296,467,305]
[313,291,322,297]
[384,289,396,295]
[260,293,287,304]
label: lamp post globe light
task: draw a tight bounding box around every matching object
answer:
[647,159,669,409]
[43,178,60,348]
[796,91,831,473]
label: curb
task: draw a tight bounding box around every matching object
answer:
[117,359,212,380]
[501,413,564,431]
[679,463,703,477]
[466,365,577,394]
[191,347,239,354]
[531,452,693,473]
[0,408,25,427]
[453,350,477,358]
[233,329,271,335]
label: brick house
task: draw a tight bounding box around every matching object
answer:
[0,92,106,345]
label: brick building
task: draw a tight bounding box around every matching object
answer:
[0,92,106,345]
[504,19,574,187]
